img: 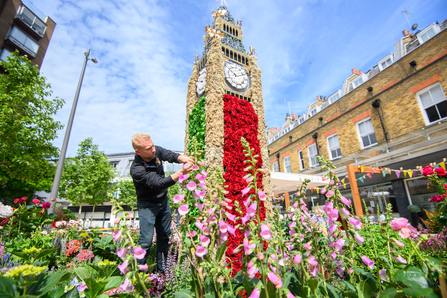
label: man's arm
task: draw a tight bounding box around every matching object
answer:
[177,155,194,165]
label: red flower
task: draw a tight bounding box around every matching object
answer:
[14,199,19,204]
[32,199,41,204]
[434,167,446,176]
[42,202,51,209]
[422,165,433,177]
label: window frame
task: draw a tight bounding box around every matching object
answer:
[356,117,378,149]
[309,107,317,117]
[307,143,318,167]
[326,133,342,160]
[0,48,12,62]
[283,156,291,173]
[328,90,341,104]
[298,150,305,170]
[416,24,440,44]
[415,82,447,125]
[272,161,279,172]
[378,53,394,71]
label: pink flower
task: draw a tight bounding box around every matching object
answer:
[361,256,374,270]
[191,164,199,171]
[196,246,207,258]
[118,278,134,293]
[195,202,204,211]
[327,209,339,225]
[207,208,216,215]
[77,283,87,292]
[247,203,257,217]
[114,218,121,225]
[219,220,228,233]
[200,235,210,247]
[330,250,337,260]
[340,196,351,207]
[32,199,41,204]
[226,212,236,222]
[393,239,405,247]
[435,167,446,176]
[326,190,334,197]
[117,247,127,259]
[308,255,318,266]
[422,165,433,177]
[113,230,121,241]
[186,181,197,191]
[354,233,365,246]
[188,231,197,237]
[268,272,282,289]
[379,268,387,280]
[258,190,267,201]
[334,238,345,252]
[304,241,312,250]
[179,174,189,183]
[134,246,146,259]
[323,201,333,213]
[173,194,184,203]
[260,224,272,240]
[178,205,189,216]
[328,224,337,235]
[329,180,335,185]
[249,288,261,298]
[394,255,407,264]
[118,259,129,274]
[287,291,296,298]
[42,202,51,209]
[390,218,408,230]
[293,253,301,264]
[310,266,317,276]
[340,208,350,217]
[139,264,148,271]
[241,185,251,196]
[199,182,207,191]
[348,217,362,230]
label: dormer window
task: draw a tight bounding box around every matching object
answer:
[378,54,394,71]
[349,73,367,91]
[417,24,440,44]
[328,90,341,104]
[309,107,317,117]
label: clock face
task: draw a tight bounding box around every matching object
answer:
[224,61,250,91]
[196,67,206,97]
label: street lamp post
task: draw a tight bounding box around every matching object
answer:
[48,48,98,214]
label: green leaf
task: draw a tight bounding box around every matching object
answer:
[173,289,195,298]
[216,240,228,262]
[307,279,320,295]
[395,267,429,289]
[380,288,397,298]
[326,284,341,298]
[342,281,356,293]
[353,268,378,284]
[402,288,437,297]
[0,275,19,298]
[103,276,125,293]
[35,248,58,261]
[38,272,65,296]
[48,287,65,298]
[60,287,80,298]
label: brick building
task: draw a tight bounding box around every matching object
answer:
[0,0,55,68]
[267,19,447,224]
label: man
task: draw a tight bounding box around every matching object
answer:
[130,133,193,272]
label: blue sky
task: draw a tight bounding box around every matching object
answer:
[36,0,447,156]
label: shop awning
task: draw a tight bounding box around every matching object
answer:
[270,172,328,195]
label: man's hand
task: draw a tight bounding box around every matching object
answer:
[171,162,194,182]
[178,155,194,164]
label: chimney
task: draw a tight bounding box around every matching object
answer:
[317,95,320,101]
[352,68,356,74]
[403,30,410,36]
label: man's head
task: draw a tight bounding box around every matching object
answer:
[132,133,156,162]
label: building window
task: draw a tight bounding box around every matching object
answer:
[0,48,12,62]
[298,150,304,170]
[381,58,392,69]
[328,91,341,104]
[352,76,364,88]
[309,107,317,117]
[416,83,447,124]
[327,134,342,160]
[356,118,377,148]
[110,161,119,168]
[16,5,47,37]
[378,54,394,71]
[8,26,39,56]
[284,156,291,173]
[272,161,278,172]
[307,144,318,167]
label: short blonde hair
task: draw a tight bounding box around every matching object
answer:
[132,133,151,150]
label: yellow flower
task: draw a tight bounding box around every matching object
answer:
[4,264,46,279]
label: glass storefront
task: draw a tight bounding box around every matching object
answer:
[405,177,437,214]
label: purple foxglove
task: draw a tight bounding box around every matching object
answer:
[249,288,261,298]
[117,247,127,259]
[118,259,129,274]
[304,241,312,250]
[192,164,199,171]
[379,268,387,280]
[327,209,339,225]
[199,182,207,191]
[243,238,256,255]
[330,250,337,260]
[348,217,362,230]
[310,266,317,276]
[354,233,365,246]
[340,196,351,207]
[208,216,217,225]
[196,246,207,258]
[328,224,337,235]
[340,208,350,217]
[220,232,228,242]
[195,189,205,200]
[308,255,318,267]
[113,230,121,242]
[294,253,302,264]
[242,185,251,196]
[393,239,405,247]
[186,181,197,191]
[226,212,236,222]
[329,180,335,185]
[361,256,374,270]
[326,190,334,197]
[178,204,189,216]
[394,255,407,264]
[207,207,216,215]
[139,264,148,271]
[227,222,236,235]
[179,174,189,183]
[173,195,184,204]
[134,246,146,260]
[195,202,204,211]
[189,231,197,237]
[260,224,272,240]
[200,235,210,247]
[247,203,257,217]
[287,291,296,298]
[323,201,333,214]
[268,272,283,289]
[258,190,267,201]
[334,238,345,252]
[77,283,87,292]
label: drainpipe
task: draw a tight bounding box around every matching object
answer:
[372,99,390,152]
[312,133,320,156]
[276,153,281,172]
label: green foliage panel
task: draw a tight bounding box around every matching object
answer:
[188,96,206,154]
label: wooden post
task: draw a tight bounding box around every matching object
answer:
[346,164,363,216]
[284,192,290,210]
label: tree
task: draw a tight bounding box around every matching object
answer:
[59,138,115,218]
[0,52,64,202]
[114,175,137,209]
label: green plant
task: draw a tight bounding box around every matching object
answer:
[188,96,206,154]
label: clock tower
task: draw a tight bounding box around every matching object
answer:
[185,6,272,214]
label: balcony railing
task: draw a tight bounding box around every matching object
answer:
[7,26,39,57]
[16,5,47,37]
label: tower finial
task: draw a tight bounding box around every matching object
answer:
[215,0,228,7]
